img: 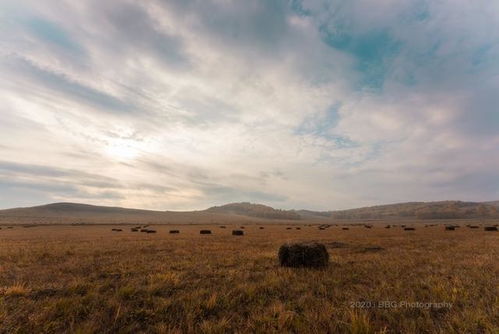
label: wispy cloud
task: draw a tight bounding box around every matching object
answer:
[0,0,498,210]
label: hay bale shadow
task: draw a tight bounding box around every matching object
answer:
[360,246,384,253]
[327,241,348,248]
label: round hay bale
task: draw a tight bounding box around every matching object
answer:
[232,230,244,236]
[295,227,301,230]
[259,227,264,229]
[342,227,349,230]
[468,225,479,229]
[484,226,498,231]
[169,230,180,234]
[146,230,157,234]
[286,227,292,230]
[404,227,415,231]
[278,242,329,268]
[385,225,391,229]
[445,226,455,231]
[200,230,212,234]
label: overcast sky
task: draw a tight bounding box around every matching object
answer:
[1,0,498,210]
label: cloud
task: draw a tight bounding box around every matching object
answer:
[1,56,134,113]
[0,0,498,210]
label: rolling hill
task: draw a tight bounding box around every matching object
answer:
[327,201,499,220]
[0,200,497,225]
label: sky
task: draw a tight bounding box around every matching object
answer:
[1,0,498,211]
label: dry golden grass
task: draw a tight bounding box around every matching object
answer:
[0,223,498,333]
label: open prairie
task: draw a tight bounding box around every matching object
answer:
[1,222,497,333]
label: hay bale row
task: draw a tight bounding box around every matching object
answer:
[111,228,122,232]
[140,228,156,233]
[169,230,180,234]
[200,230,212,234]
[484,226,498,231]
[278,242,329,268]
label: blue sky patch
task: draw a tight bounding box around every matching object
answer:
[26,18,84,54]
[322,28,401,91]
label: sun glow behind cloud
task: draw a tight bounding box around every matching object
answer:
[0,0,498,210]
[104,138,141,161]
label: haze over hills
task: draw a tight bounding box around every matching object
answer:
[0,200,498,225]
[206,202,301,220]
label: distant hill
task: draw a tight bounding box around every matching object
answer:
[206,202,301,220]
[294,209,331,220]
[10,202,163,216]
[0,202,300,225]
[485,201,499,208]
[0,200,498,225]
[327,201,498,220]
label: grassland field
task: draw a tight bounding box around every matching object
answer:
[0,221,497,333]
